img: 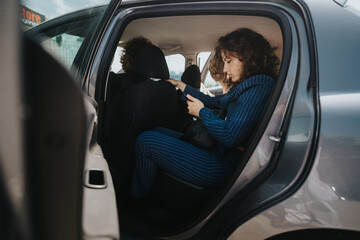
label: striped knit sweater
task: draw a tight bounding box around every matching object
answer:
[183,74,274,150]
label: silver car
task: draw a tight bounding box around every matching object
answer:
[1,0,359,239]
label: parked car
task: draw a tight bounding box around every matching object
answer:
[1,0,360,239]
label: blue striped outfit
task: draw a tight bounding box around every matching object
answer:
[131,74,274,198]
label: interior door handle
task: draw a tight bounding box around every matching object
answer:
[84,169,107,189]
[269,135,281,143]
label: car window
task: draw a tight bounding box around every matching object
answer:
[197,52,221,89]
[197,52,211,72]
[204,71,221,88]
[110,46,124,73]
[165,54,185,79]
[27,9,107,70]
[40,18,95,69]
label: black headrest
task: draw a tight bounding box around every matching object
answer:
[131,45,170,80]
[181,65,201,89]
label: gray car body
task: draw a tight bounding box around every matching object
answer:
[229,0,360,238]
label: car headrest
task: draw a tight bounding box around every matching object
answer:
[181,65,201,89]
[131,45,170,80]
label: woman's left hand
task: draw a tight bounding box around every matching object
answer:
[186,95,204,117]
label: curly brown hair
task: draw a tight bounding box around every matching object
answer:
[120,36,153,73]
[218,28,280,88]
[209,46,226,83]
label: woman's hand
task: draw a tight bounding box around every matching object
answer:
[186,95,204,117]
[167,78,186,92]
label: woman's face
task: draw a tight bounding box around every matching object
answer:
[221,51,244,83]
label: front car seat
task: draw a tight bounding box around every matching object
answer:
[107,45,178,195]
[175,64,201,132]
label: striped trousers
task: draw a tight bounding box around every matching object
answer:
[131,127,234,198]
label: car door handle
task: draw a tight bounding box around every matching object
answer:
[268,135,281,143]
[84,169,107,189]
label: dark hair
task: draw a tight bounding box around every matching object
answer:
[209,46,226,83]
[218,28,280,88]
[120,36,153,73]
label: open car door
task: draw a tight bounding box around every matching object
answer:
[0,0,122,239]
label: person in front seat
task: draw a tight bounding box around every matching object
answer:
[107,36,178,198]
[131,28,280,199]
[120,36,153,73]
[107,36,154,100]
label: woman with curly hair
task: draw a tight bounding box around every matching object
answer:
[131,28,280,199]
[120,36,153,73]
[218,28,279,88]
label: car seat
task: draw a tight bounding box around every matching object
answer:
[181,64,201,89]
[106,45,178,195]
[175,64,201,132]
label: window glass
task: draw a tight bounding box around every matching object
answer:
[38,16,100,70]
[197,52,221,89]
[42,33,84,69]
[110,46,124,73]
[204,71,220,88]
[197,52,211,72]
[165,54,185,80]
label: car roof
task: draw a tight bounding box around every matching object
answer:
[120,14,283,58]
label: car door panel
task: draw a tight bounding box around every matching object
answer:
[82,99,119,240]
[23,34,87,240]
[22,29,119,240]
